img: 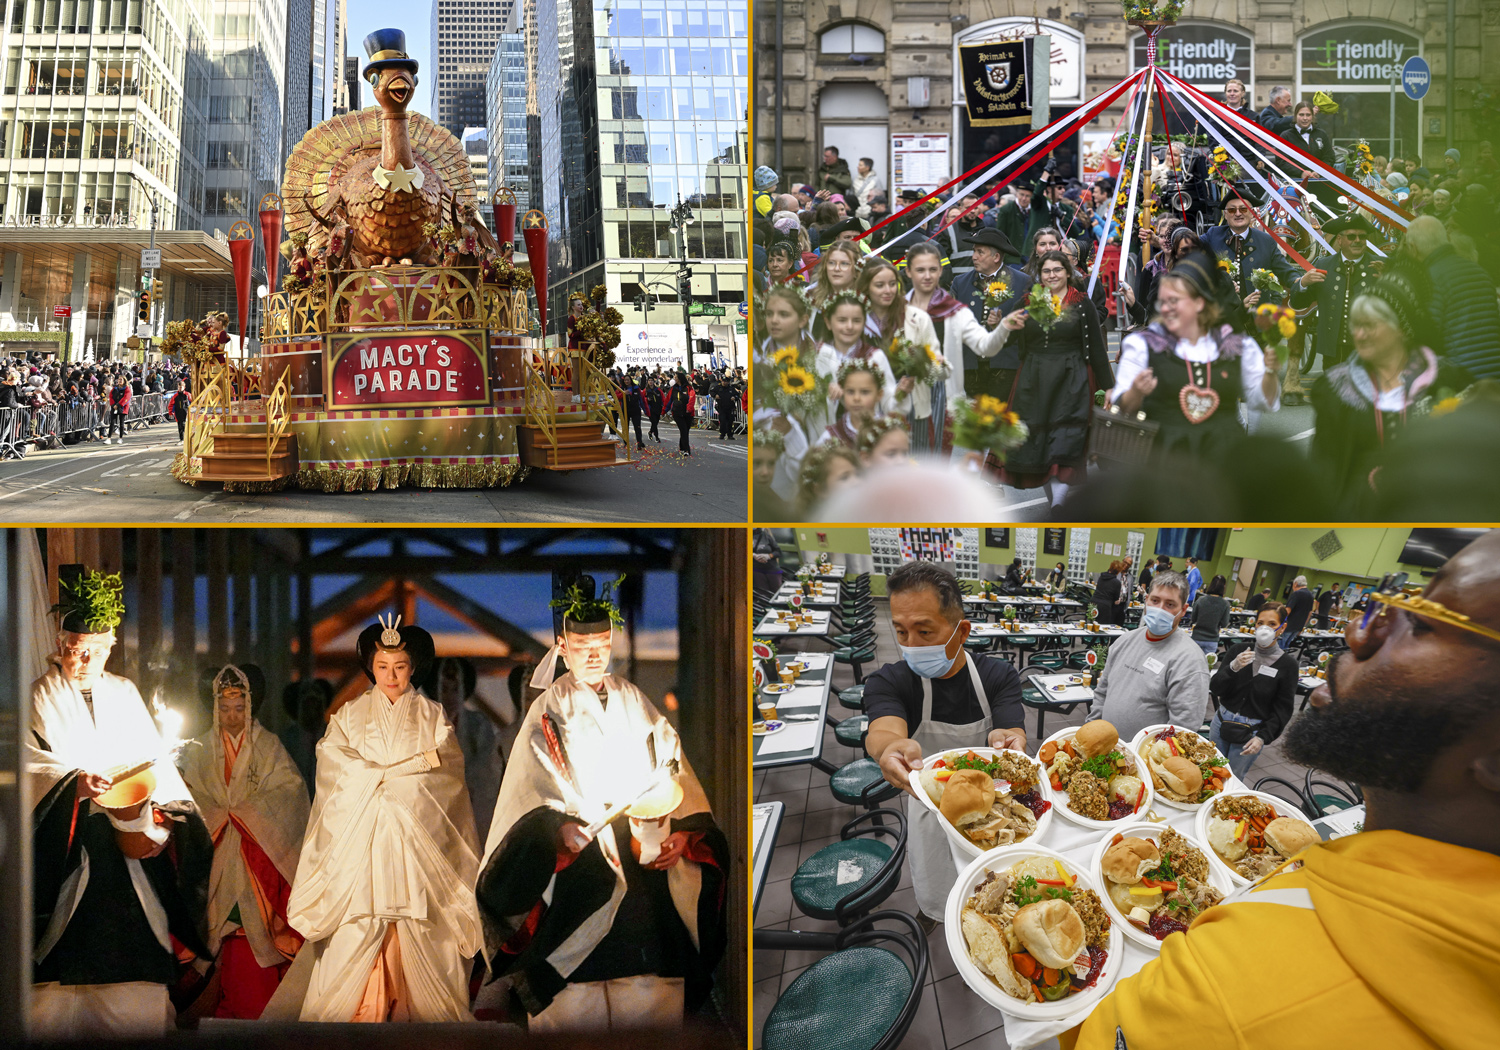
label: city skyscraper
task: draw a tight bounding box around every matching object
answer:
[430,0,515,137]
[534,0,748,365]
[485,25,528,242]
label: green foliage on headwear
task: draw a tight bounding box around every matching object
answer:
[52,569,125,632]
[549,573,627,627]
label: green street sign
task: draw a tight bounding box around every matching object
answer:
[734,319,747,334]
[689,302,726,317]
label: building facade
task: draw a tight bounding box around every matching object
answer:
[486,26,529,241]
[431,0,516,138]
[536,0,749,365]
[0,0,247,358]
[757,1,1497,190]
[462,125,491,227]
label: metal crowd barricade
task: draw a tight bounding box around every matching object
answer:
[0,407,26,459]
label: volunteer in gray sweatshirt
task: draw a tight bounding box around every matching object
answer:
[1085,570,1210,742]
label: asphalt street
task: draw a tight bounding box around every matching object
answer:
[0,422,747,523]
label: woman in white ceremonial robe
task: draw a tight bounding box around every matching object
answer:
[284,615,483,1022]
[178,665,310,1019]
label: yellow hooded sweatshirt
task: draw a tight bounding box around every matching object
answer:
[1063,829,1500,1050]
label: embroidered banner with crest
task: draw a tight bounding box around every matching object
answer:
[960,41,1031,127]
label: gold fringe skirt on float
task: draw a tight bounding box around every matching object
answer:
[171,453,529,492]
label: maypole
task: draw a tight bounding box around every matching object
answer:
[1127,4,1182,266]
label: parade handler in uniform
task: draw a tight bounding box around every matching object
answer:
[277,615,483,1022]
[28,569,212,1039]
[476,577,729,1032]
[178,664,311,1019]
[866,560,1027,928]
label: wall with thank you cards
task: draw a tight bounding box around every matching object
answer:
[781,527,1437,596]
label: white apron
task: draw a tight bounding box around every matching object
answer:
[906,656,990,920]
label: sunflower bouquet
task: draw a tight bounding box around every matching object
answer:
[1250,268,1288,302]
[982,277,1012,317]
[761,344,830,420]
[949,394,1029,457]
[888,334,950,385]
[1207,145,1243,186]
[1023,283,1067,333]
[1218,257,1241,283]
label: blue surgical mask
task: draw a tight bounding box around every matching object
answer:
[1141,606,1176,637]
[900,622,962,679]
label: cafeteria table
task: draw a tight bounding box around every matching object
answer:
[752,801,785,917]
[1020,672,1095,738]
[753,651,836,771]
[754,608,832,637]
[769,579,841,607]
[810,563,847,579]
[1311,802,1365,840]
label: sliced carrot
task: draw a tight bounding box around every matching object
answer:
[1110,833,1124,846]
[1062,740,1077,758]
[1211,766,1231,779]
[1039,741,1059,764]
[1041,967,1060,988]
[1012,953,1038,979]
[1208,778,1224,791]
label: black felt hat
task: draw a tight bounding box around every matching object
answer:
[1321,212,1379,239]
[969,227,1019,258]
[356,615,435,682]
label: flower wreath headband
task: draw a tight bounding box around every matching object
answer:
[757,283,815,317]
[754,427,787,456]
[856,415,908,453]
[836,359,885,390]
[824,288,871,315]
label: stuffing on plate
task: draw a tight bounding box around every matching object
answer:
[920,750,1052,849]
[1039,720,1147,822]
[1100,826,1223,941]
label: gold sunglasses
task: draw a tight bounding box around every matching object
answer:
[1365,590,1500,645]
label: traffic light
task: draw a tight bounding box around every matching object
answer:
[137,282,150,324]
[633,293,645,311]
[678,276,692,303]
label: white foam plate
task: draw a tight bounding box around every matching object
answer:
[946,844,1124,1022]
[1039,726,1155,830]
[1129,724,1243,811]
[1193,789,1320,887]
[908,748,1054,861]
[1087,821,1234,952]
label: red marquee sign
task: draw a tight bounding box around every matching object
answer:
[326,330,490,409]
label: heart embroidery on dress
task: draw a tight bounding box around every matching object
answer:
[1179,385,1220,424]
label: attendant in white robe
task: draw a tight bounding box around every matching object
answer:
[28,571,212,1040]
[477,606,728,1032]
[424,657,504,843]
[283,616,483,1022]
[178,665,310,1019]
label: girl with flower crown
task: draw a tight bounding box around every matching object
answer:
[903,240,1012,450]
[753,284,837,502]
[817,288,904,418]
[807,241,861,341]
[818,359,884,449]
[795,442,862,519]
[857,258,939,440]
[857,415,911,470]
[993,250,1115,505]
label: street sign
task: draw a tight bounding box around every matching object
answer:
[689,302,726,317]
[53,305,71,318]
[1402,56,1430,101]
[140,248,162,269]
[734,319,748,334]
[737,301,749,318]
[136,323,152,338]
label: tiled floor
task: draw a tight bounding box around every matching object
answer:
[752,599,1323,1050]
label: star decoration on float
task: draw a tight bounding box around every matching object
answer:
[373,163,425,193]
[523,210,546,229]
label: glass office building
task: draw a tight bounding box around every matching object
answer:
[485,29,529,242]
[535,0,748,361]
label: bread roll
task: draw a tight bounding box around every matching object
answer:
[1264,817,1319,858]
[1159,756,1204,797]
[962,907,1035,1003]
[940,768,995,827]
[1013,899,1086,970]
[1101,837,1160,885]
[1074,720,1119,759]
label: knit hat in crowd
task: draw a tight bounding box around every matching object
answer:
[754,165,779,191]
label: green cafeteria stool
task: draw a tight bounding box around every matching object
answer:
[838,685,865,711]
[834,714,868,748]
[759,911,928,1050]
[830,757,898,809]
[790,809,906,923]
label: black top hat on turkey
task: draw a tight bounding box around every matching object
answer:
[551,574,628,636]
[52,568,125,636]
[363,28,419,78]
[356,613,436,681]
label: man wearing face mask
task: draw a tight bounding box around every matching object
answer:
[1064,530,1500,1049]
[865,561,1026,929]
[1085,571,1210,744]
